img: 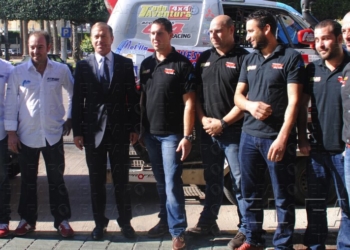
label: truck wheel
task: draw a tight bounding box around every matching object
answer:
[294,156,337,205]
[294,157,309,205]
[223,174,237,205]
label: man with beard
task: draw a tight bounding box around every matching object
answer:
[234,10,304,249]
[140,18,196,250]
[341,12,350,211]
[298,19,350,249]
[5,31,74,237]
[342,12,350,51]
[187,15,248,249]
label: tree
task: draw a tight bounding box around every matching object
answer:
[80,34,94,55]
[279,0,350,21]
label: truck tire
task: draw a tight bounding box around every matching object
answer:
[223,171,273,207]
[223,174,237,205]
[294,156,337,205]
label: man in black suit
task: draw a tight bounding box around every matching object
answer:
[72,22,139,240]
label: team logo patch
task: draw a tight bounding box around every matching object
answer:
[22,80,31,86]
[247,65,257,71]
[142,69,150,74]
[47,77,59,82]
[225,62,236,68]
[201,62,210,67]
[312,77,321,82]
[338,76,348,86]
[164,68,175,75]
[271,63,284,69]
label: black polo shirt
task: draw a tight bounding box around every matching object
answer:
[342,61,350,145]
[238,45,305,139]
[306,52,350,153]
[140,47,196,135]
[195,46,249,133]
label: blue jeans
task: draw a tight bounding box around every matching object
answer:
[199,129,245,232]
[144,132,187,237]
[239,132,296,249]
[0,136,11,224]
[304,151,350,250]
[345,148,350,214]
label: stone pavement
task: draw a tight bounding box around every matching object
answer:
[0,144,339,249]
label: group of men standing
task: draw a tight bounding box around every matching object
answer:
[2,8,350,250]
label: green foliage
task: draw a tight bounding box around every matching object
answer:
[0,0,109,23]
[279,0,350,21]
[80,34,93,53]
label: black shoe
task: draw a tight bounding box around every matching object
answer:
[121,224,136,239]
[147,220,169,238]
[91,226,106,240]
[187,221,220,236]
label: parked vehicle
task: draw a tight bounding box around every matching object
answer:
[14,54,74,74]
[105,0,335,205]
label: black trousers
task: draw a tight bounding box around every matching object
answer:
[0,136,11,224]
[84,129,132,228]
[18,138,71,228]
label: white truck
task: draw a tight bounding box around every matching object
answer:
[105,0,336,205]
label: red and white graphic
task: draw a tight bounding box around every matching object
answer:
[271,63,284,69]
[226,62,236,68]
[138,174,145,180]
[142,23,184,34]
[338,76,348,86]
[164,68,176,75]
[205,8,215,18]
[104,0,118,13]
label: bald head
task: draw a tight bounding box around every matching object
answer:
[209,15,235,55]
[211,15,234,28]
[342,12,350,51]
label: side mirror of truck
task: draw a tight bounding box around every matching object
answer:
[298,29,315,49]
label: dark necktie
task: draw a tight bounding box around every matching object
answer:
[101,57,110,93]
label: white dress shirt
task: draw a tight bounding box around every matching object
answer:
[0,59,14,141]
[4,59,74,148]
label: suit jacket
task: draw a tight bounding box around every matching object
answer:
[72,53,139,147]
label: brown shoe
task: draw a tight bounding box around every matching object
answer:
[172,235,186,250]
[147,220,169,238]
[187,221,220,236]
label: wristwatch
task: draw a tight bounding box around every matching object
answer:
[184,135,194,143]
[220,119,228,129]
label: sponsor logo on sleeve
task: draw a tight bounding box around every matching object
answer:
[142,69,150,74]
[201,62,210,67]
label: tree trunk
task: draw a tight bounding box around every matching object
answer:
[22,20,29,56]
[4,19,9,61]
[72,23,81,62]
[52,20,59,54]
[45,20,53,53]
[39,20,44,30]
[60,19,67,61]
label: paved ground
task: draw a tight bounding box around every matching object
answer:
[0,144,339,249]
